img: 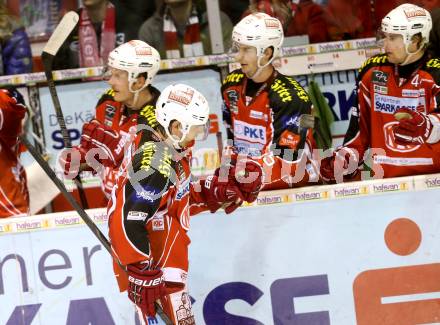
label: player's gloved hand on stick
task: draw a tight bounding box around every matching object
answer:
[127,263,166,321]
[392,108,433,145]
[58,146,87,179]
[80,119,126,167]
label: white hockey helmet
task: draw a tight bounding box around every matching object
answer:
[381,4,432,48]
[107,40,160,92]
[156,84,210,148]
[232,13,284,63]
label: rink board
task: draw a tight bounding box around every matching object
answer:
[1,174,440,324]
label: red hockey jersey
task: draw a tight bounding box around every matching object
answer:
[88,87,160,198]
[343,54,440,178]
[0,89,29,217]
[107,116,210,291]
[221,69,318,189]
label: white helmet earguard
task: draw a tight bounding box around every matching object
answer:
[381,3,432,65]
[107,40,160,102]
[155,84,210,149]
[232,13,284,76]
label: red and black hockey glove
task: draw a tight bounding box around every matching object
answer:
[80,119,126,168]
[127,264,166,321]
[392,108,433,145]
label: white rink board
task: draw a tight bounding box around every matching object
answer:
[1,178,440,324]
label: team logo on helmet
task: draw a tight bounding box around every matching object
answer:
[404,8,427,19]
[135,47,152,56]
[265,18,280,29]
[168,88,194,106]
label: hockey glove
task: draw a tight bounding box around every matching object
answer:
[233,158,263,203]
[393,108,432,145]
[127,264,166,321]
[218,149,263,202]
[320,148,358,183]
[58,146,87,179]
[80,119,126,167]
[202,171,246,214]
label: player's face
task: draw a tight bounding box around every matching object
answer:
[381,33,407,64]
[178,123,210,147]
[106,68,133,103]
[230,42,259,78]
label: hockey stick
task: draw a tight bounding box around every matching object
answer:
[21,136,111,250]
[41,11,89,209]
[299,113,330,151]
[20,135,172,324]
[216,131,223,164]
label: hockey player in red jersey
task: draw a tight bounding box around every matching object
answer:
[320,3,440,182]
[222,13,319,190]
[59,40,161,199]
[107,84,263,323]
[0,87,29,217]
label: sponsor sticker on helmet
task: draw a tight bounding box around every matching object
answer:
[135,47,152,56]
[403,8,426,19]
[168,88,194,106]
[265,19,280,28]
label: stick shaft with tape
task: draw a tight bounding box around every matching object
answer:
[21,136,172,324]
[41,11,89,209]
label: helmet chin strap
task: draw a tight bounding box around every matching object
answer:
[399,42,425,66]
[249,55,273,81]
[165,126,189,150]
[128,80,149,107]
[169,136,183,149]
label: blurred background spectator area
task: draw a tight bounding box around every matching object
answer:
[2,0,438,74]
